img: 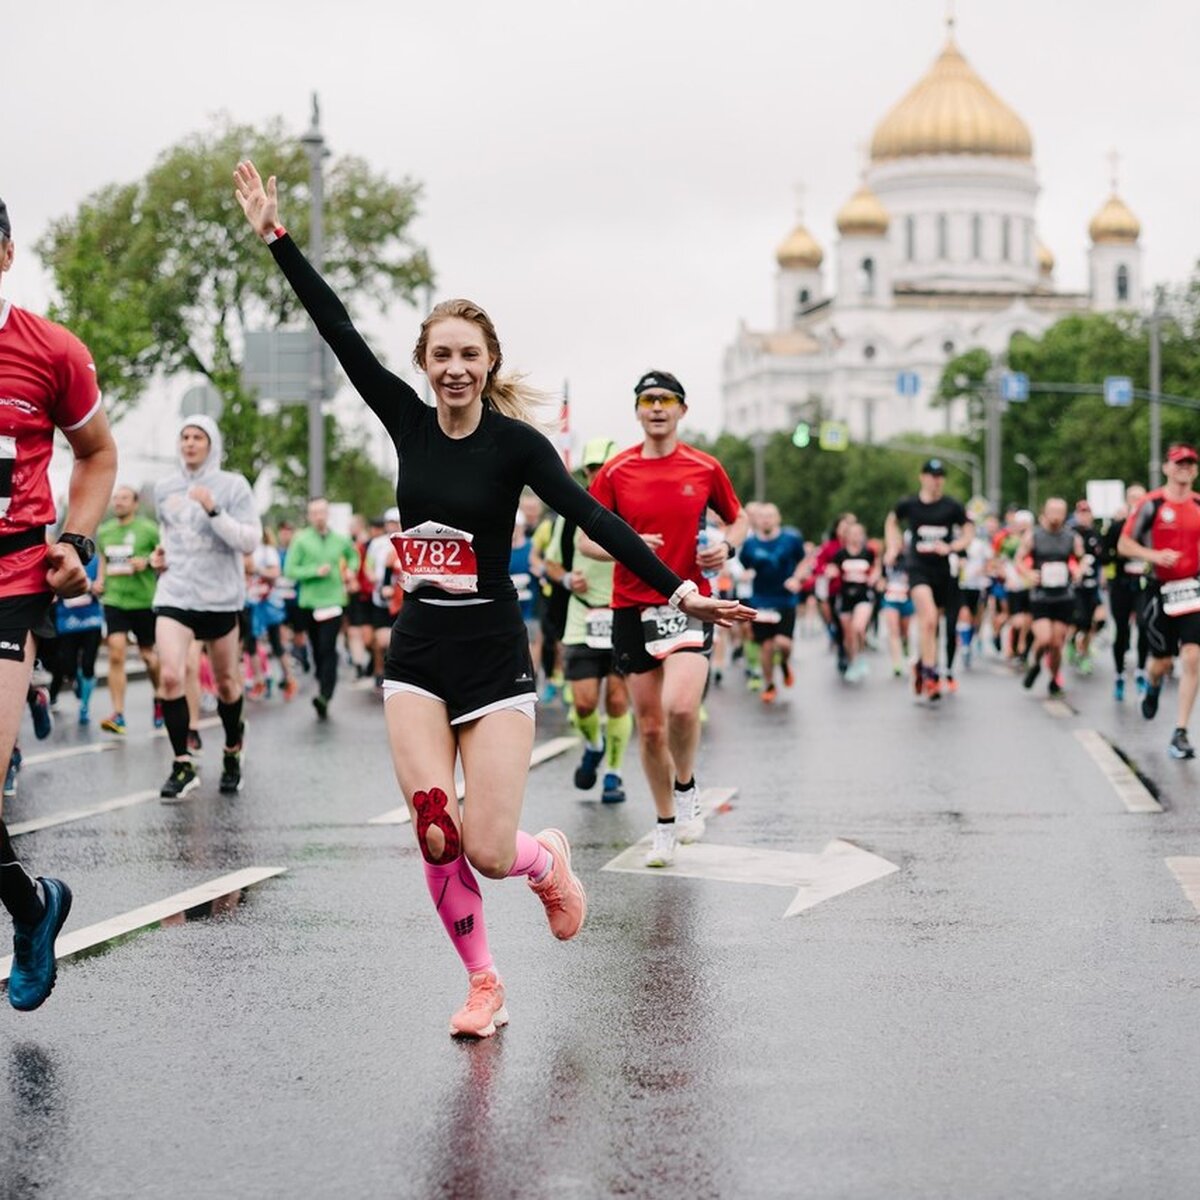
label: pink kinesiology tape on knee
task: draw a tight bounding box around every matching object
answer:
[413,787,460,863]
[423,855,493,974]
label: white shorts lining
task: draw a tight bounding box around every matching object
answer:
[382,680,536,725]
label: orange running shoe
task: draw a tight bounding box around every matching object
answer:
[944,676,959,694]
[923,676,942,702]
[761,685,778,704]
[281,678,299,701]
[529,828,587,940]
[449,970,509,1038]
[781,662,795,688]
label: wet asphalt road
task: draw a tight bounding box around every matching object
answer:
[1,628,1199,1200]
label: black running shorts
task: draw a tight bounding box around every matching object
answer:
[104,605,156,645]
[0,593,53,662]
[907,569,953,611]
[154,607,240,642]
[348,595,373,626]
[750,606,797,643]
[1006,590,1031,616]
[564,643,616,681]
[1143,589,1200,659]
[1074,587,1102,626]
[958,588,983,615]
[611,605,712,676]
[370,603,394,630]
[1031,596,1077,624]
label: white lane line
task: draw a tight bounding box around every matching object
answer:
[366,736,580,825]
[21,716,221,767]
[9,790,161,837]
[0,866,287,983]
[1166,858,1200,914]
[1043,698,1074,719]
[1074,729,1163,813]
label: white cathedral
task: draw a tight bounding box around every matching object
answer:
[720,22,1144,443]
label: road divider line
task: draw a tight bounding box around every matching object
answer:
[0,866,287,984]
[22,716,222,767]
[1166,857,1200,915]
[367,736,580,825]
[9,790,161,837]
[1043,698,1075,719]
[1074,729,1163,813]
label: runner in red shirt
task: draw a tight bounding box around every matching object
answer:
[0,196,118,1010]
[1119,444,1200,758]
[582,370,752,868]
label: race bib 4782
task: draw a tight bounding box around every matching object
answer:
[393,522,478,595]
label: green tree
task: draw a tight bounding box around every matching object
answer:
[36,115,433,502]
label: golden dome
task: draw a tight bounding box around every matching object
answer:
[837,184,889,237]
[1036,241,1054,274]
[776,223,824,269]
[870,37,1033,161]
[1089,194,1141,244]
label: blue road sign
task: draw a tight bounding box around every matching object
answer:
[1001,371,1029,402]
[896,371,920,397]
[1104,376,1133,407]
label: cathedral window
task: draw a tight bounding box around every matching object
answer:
[937,214,948,260]
[1002,217,1011,262]
[905,216,915,262]
[1116,265,1129,303]
[971,214,982,260]
[860,258,876,297]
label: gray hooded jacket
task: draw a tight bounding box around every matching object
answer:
[152,414,262,612]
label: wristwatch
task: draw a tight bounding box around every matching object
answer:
[58,532,96,566]
[208,505,222,518]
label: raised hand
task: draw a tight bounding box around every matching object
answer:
[233,159,280,238]
[679,592,756,629]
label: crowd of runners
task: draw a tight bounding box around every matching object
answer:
[3,165,1199,1038]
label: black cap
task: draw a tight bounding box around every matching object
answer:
[921,458,947,476]
[0,198,10,240]
[634,369,686,401]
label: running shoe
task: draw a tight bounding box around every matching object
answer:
[746,673,763,693]
[219,746,243,795]
[601,772,626,804]
[923,676,942,703]
[1141,683,1162,721]
[1023,661,1041,690]
[312,695,329,721]
[187,728,203,754]
[761,684,778,704]
[153,699,165,729]
[101,712,126,735]
[782,661,795,688]
[247,681,267,702]
[160,760,200,801]
[943,675,958,694]
[282,678,299,701]
[528,828,587,940]
[1048,676,1064,698]
[1169,728,1196,760]
[1136,672,1148,696]
[8,877,72,1012]
[1114,676,1126,702]
[27,688,52,741]
[645,822,677,868]
[893,665,904,678]
[449,970,508,1039]
[3,757,17,801]
[1079,654,1095,676]
[574,743,605,791]
[675,782,705,844]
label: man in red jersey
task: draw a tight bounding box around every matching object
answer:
[0,196,117,1010]
[1119,444,1200,759]
[582,370,751,868]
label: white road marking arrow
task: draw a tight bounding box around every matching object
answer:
[602,837,898,918]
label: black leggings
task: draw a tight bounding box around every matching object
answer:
[1110,580,1148,674]
[49,628,102,703]
[308,614,341,700]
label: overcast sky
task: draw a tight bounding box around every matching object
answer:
[8,0,1200,455]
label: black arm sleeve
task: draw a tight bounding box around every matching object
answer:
[267,234,422,441]
[521,429,685,601]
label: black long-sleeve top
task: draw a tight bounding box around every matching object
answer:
[266,235,684,631]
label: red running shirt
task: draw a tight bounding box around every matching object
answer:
[0,300,102,598]
[1122,488,1200,583]
[589,443,742,609]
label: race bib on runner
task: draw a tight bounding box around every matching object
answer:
[641,604,705,659]
[62,593,94,608]
[104,542,135,576]
[510,572,533,604]
[1162,577,1200,616]
[1124,560,1148,576]
[312,605,344,622]
[1039,561,1070,589]
[916,525,949,553]
[393,523,478,595]
[754,608,782,625]
[584,607,613,650]
[885,578,910,603]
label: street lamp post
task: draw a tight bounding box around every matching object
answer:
[1149,285,1163,482]
[1014,453,1037,512]
[300,93,330,499]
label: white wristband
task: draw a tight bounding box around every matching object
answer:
[668,579,699,610]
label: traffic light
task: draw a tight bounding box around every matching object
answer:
[792,421,811,448]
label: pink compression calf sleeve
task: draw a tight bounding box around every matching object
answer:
[423,855,494,974]
[506,831,550,883]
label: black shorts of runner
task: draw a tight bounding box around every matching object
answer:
[383,596,535,724]
[958,588,983,616]
[348,595,374,626]
[1142,589,1200,659]
[283,598,305,631]
[154,607,240,642]
[103,605,156,646]
[836,588,873,619]
[1074,587,1102,627]
[1007,590,1032,616]
[564,643,616,681]
[0,593,53,662]
[369,602,394,630]
[611,605,713,676]
[1031,596,1077,624]
[750,606,797,644]
[907,569,953,611]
